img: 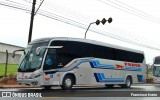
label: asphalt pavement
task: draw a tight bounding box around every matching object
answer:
[0,83,159,88]
[0,84,160,100]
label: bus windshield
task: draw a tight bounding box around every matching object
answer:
[18,42,48,72]
[153,65,160,77]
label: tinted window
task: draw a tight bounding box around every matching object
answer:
[154,57,160,64]
[50,40,144,65]
[43,49,58,70]
[113,49,144,63]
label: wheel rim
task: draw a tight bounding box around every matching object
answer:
[65,78,72,87]
[126,79,131,87]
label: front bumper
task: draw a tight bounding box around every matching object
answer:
[17,78,39,86]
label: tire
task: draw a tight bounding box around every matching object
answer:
[121,77,132,88]
[105,84,114,88]
[60,75,73,90]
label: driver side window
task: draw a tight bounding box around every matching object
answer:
[43,49,57,70]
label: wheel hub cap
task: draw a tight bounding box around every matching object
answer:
[65,78,71,87]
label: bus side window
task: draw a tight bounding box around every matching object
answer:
[43,49,57,70]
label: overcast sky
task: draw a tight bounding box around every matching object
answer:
[0,0,160,64]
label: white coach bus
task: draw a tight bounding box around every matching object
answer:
[153,56,160,83]
[13,37,146,90]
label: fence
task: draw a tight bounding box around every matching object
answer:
[0,52,21,64]
[0,42,24,77]
[0,50,22,77]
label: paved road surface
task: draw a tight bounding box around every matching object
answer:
[0,84,160,100]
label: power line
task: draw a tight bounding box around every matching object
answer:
[114,0,160,21]
[42,1,92,24]
[0,1,30,12]
[35,0,44,15]
[98,0,160,23]
[97,0,160,24]
[1,1,160,51]
[40,11,160,51]
[40,1,160,46]
[0,0,159,48]
[5,0,159,47]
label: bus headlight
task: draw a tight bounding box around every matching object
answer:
[29,73,41,79]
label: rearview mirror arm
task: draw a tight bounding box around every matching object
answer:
[12,49,25,58]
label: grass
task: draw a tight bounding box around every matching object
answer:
[146,72,153,79]
[0,64,18,77]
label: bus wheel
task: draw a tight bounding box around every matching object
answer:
[105,84,114,88]
[61,75,73,90]
[121,77,132,88]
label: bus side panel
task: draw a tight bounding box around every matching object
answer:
[57,58,146,86]
[74,62,94,85]
[91,59,145,85]
[91,59,126,85]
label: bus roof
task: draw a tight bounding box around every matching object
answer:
[30,37,144,54]
[155,56,160,59]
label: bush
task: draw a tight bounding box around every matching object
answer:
[8,73,16,78]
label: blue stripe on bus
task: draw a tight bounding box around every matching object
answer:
[94,73,100,82]
[58,59,92,72]
[125,66,142,71]
[90,60,115,69]
[57,59,114,72]
[94,73,125,82]
[137,75,145,82]
[97,73,103,81]
[56,59,142,72]
[90,60,142,72]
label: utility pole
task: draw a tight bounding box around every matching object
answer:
[28,0,36,44]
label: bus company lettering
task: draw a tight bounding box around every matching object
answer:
[125,62,141,67]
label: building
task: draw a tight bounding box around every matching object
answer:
[0,42,24,64]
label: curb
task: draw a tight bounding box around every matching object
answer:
[0,85,41,88]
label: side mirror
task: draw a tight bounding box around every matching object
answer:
[12,52,15,58]
[12,49,25,58]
